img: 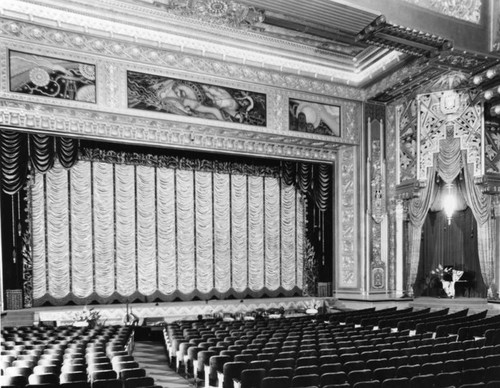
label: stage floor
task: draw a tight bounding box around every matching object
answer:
[2,294,499,327]
[3,296,335,327]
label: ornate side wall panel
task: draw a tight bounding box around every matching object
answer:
[365,103,387,292]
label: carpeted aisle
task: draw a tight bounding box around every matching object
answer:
[133,341,195,388]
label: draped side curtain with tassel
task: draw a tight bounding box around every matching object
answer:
[406,143,493,294]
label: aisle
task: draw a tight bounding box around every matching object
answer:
[133,341,195,388]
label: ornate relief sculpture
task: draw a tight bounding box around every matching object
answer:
[153,0,265,27]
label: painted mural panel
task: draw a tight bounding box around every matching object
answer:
[289,98,340,136]
[127,71,266,126]
[9,51,96,103]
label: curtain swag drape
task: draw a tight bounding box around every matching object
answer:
[0,130,78,195]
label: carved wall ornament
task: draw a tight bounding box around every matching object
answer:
[339,147,357,289]
[153,0,265,28]
[417,89,484,180]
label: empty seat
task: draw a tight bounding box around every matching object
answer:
[381,377,410,388]
[239,368,266,388]
[319,371,348,386]
[434,371,461,388]
[261,376,291,388]
[123,376,155,388]
[291,373,319,387]
[348,369,373,386]
[222,361,247,388]
[92,379,123,388]
[0,375,29,388]
[120,368,147,380]
[60,372,88,383]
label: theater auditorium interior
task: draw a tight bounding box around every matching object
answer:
[2,0,500,387]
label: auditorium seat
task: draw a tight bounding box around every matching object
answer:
[272,358,294,369]
[208,355,231,387]
[28,373,60,385]
[395,364,419,379]
[89,369,117,382]
[248,360,271,371]
[61,365,86,374]
[419,361,443,375]
[381,377,410,388]
[353,380,381,388]
[267,367,293,378]
[348,369,373,386]
[60,382,91,388]
[290,373,319,387]
[434,371,462,388]
[92,379,123,388]
[295,365,319,376]
[59,372,88,384]
[460,367,486,385]
[236,368,266,388]
[0,374,29,388]
[261,376,291,388]
[319,363,342,375]
[4,366,33,378]
[123,376,155,388]
[319,371,348,386]
[119,367,147,380]
[221,361,247,388]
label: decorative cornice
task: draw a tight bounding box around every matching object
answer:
[0,99,352,162]
[0,18,366,101]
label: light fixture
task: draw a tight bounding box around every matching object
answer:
[443,182,456,225]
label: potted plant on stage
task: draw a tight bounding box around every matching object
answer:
[72,306,102,328]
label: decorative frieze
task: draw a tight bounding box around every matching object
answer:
[0,99,346,162]
[0,18,365,100]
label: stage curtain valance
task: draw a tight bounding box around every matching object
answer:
[0,130,78,195]
[282,160,331,212]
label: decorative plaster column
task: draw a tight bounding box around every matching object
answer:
[395,199,405,296]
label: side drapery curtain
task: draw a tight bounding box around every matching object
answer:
[460,158,494,288]
[406,167,437,294]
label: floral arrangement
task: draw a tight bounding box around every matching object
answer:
[73,306,101,327]
[429,264,445,279]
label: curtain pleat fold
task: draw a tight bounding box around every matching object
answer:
[70,162,93,298]
[214,173,231,293]
[137,166,157,296]
[231,175,248,292]
[115,164,136,297]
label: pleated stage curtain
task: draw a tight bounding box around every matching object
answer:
[31,159,305,305]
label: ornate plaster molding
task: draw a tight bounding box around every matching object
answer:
[338,147,358,289]
[0,18,365,101]
[0,99,350,162]
[0,1,367,90]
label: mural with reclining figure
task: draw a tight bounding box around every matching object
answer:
[127,70,266,126]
